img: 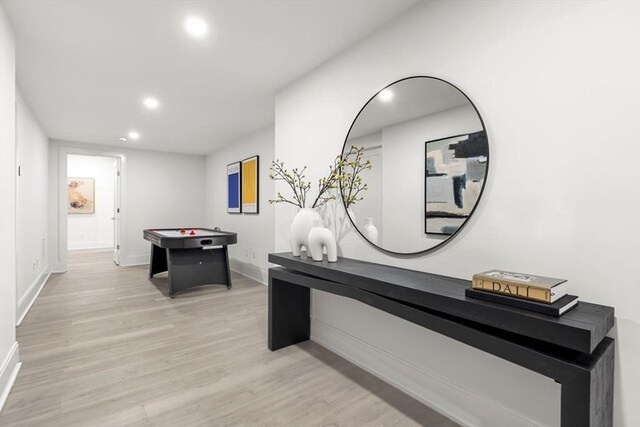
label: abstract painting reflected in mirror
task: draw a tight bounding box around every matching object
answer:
[426,131,488,235]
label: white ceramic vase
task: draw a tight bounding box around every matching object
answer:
[290,208,322,256]
[363,217,379,245]
[307,219,337,262]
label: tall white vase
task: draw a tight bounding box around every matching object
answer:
[290,208,322,256]
[307,219,337,262]
[363,217,379,245]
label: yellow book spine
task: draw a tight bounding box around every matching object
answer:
[471,277,551,303]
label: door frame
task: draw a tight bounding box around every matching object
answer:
[57,146,127,272]
[112,157,121,265]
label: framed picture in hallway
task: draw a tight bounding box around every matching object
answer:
[227,161,242,213]
[67,177,95,214]
[241,155,259,214]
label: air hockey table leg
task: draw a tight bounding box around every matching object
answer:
[148,243,168,278]
[224,246,232,289]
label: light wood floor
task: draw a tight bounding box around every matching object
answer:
[0,250,458,426]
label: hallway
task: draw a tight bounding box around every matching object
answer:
[0,250,455,426]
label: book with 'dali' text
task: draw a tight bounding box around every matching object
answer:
[472,270,568,303]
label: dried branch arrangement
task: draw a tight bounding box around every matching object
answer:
[310,155,341,208]
[269,145,371,209]
[339,145,372,209]
[268,161,311,208]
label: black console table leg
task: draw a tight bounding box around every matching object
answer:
[269,277,310,351]
[560,341,614,427]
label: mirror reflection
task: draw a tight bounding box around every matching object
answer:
[342,76,488,254]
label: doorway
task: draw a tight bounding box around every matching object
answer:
[65,153,122,267]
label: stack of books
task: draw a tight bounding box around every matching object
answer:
[465,270,579,317]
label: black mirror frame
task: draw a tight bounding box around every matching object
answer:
[339,76,490,256]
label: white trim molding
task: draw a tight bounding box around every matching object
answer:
[16,263,50,326]
[121,256,268,286]
[68,241,114,251]
[0,342,21,414]
[230,266,268,286]
[121,254,149,267]
[48,262,66,274]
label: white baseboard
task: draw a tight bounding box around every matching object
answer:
[311,319,539,427]
[230,265,268,286]
[116,255,268,282]
[119,254,267,285]
[17,264,51,326]
[0,342,21,414]
[49,262,65,273]
[120,254,149,267]
[68,241,114,250]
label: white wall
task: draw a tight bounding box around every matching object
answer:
[49,140,206,269]
[0,3,20,411]
[16,90,49,325]
[205,126,275,284]
[67,154,115,250]
[275,1,639,426]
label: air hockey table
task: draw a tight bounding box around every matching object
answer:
[143,227,238,298]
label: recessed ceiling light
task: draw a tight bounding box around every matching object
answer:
[118,137,127,142]
[143,97,159,110]
[378,89,393,102]
[184,16,208,39]
[128,131,140,140]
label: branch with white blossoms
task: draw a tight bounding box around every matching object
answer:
[310,154,341,208]
[339,145,372,209]
[268,160,311,208]
[269,147,371,210]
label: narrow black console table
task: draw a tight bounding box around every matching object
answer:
[268,252,615,427]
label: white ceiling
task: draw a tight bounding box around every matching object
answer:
[4,0,419,155]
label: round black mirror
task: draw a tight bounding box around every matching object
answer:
[340,76,489,255]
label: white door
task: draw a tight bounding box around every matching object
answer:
[112,158,121,265]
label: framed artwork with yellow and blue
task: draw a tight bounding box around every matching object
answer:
[241,156,259,214]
